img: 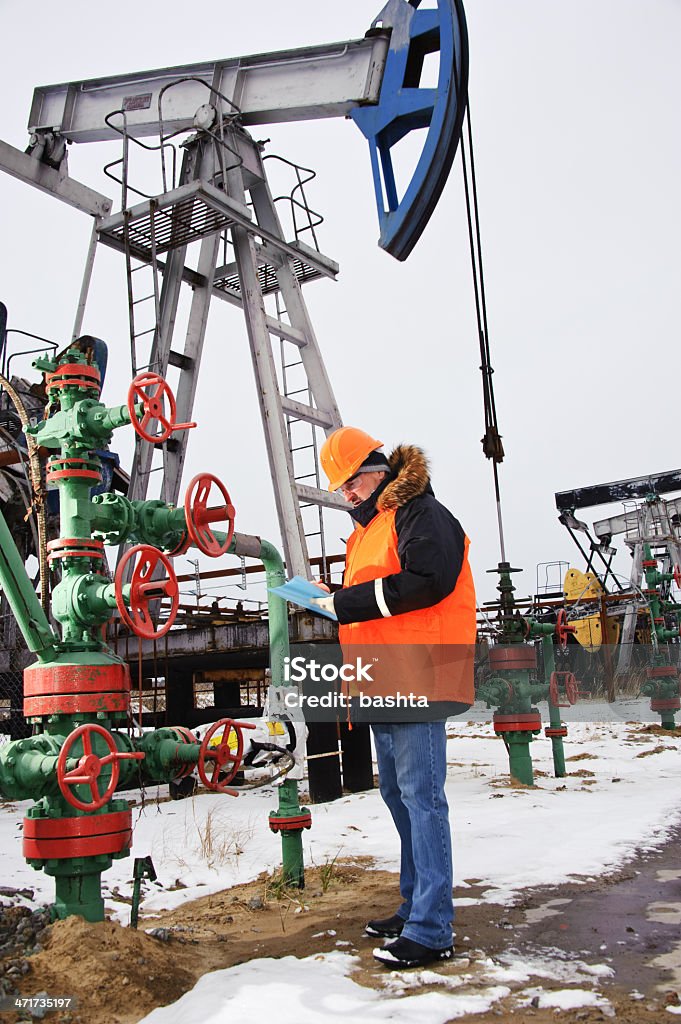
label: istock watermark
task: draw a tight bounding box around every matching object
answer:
[284,655,376,684]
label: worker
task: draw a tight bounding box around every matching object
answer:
[312,426,476,970]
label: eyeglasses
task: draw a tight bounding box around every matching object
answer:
[339,474,362,494]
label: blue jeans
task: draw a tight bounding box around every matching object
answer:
[371,720,454,948]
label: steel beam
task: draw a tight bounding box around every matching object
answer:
[28,36,389,143]
[0,139,111,217]
[555,469,681,512]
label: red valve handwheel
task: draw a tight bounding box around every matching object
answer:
[197,718,256,793]
[565,672,579,705]
[555,608,575,650]
[184,473,235,557]
[115,544,180,640]
[127,371,196,444]
[56,724,144,812]
[674,565,681,588]
[549,671,579,708]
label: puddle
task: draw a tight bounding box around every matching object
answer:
[523,898,572,925]
[650,942,681,990]
[656,869,681,883]
[646,901,681,926]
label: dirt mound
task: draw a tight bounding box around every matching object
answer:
[20,915,193,1022]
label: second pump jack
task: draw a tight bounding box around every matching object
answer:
[477,562,580,786]
[638,543,681,730]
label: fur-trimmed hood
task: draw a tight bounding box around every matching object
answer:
[377,445,431,512]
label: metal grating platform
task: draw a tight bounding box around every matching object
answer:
[97,180,339,285]
[214,257,323,298]
[97,180,253,258]
[118,196,229,257]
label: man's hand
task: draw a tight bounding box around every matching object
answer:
[311,593,336,615]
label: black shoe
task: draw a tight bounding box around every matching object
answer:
[364,913,406,938]
[373,936,453,969]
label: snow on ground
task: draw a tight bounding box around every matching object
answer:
[1,716,678,918]
[0,714,678,1021]
[137,952,513,1024]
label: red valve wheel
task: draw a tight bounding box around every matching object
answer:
[127,372,196,444]
[184,473,235,557]
[565,672,579,705]
[115,544,180,640]
[555,608,575,650]
[56,724,144,812]
[674,565,681,588]
[128,372,176,443]
[197,718,256,793]
[549,671,579,708]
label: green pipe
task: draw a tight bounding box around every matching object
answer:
[216,531,306,887]
[542,636,567,778]
[206,531,290,684]
[0,506,58,662]
[505,732,534,787]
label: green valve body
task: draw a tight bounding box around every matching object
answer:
[0,349,199,919]
[640,544,681,729]
[480,563,570,785]
[0,346,307,917]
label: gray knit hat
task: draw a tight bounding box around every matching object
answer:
[352,450,391,476]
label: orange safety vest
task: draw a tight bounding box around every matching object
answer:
[338,507,476,705]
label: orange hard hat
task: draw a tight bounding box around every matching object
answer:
[320,427,383,491]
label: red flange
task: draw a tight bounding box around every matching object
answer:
[493,711,542,734]
[46,363,101,396]
[488,646,537,671]
[165,530,191,557]
[184,473,235,556]
[269,812,312,833]
[197,719,256,793]
[23,662,131,718]
[115,544,179,640]
[545,726,568,738]
[24,662,131,697]
[46,457,103,484]
[47,537,105,563]
[650,698,681,712]
[646,666,679,678]
[555,609,576,650]
[674,565,681,589]
[56,724,144,812]
[169,725,199,780]
[23,810,132,860]
[127,372,196,444]
[25,693,129,716]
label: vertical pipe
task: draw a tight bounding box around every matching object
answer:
[220,532,306,886]
[599,594,616,702]
[543,636,566,778]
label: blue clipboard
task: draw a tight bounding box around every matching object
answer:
[268,575,338,620]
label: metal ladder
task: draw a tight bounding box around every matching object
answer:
[277,289,330,579]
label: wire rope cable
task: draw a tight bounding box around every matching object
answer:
[460,99,507,563]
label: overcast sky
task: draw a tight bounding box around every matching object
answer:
[1,0,680,604]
